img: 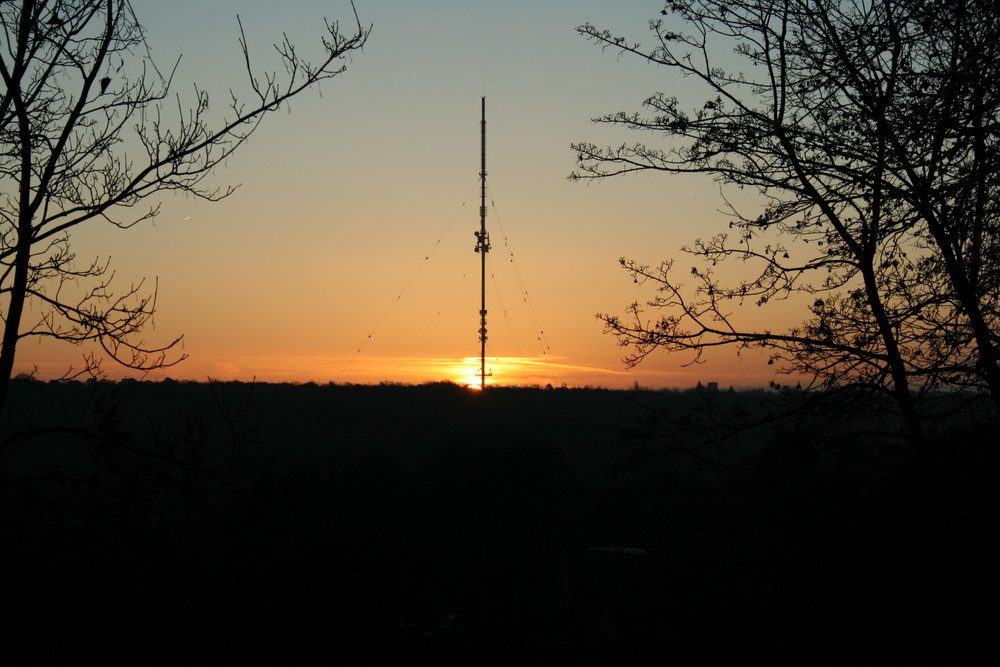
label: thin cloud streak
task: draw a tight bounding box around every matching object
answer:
[126,353,639,387]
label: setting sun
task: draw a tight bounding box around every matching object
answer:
[450,355,594,388]
[454,356,488,388]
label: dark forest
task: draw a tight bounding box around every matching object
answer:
[2,379,994,663]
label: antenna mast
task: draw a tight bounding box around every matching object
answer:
[474,97,491,390]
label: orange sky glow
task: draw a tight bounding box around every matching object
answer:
[12,1,806,390]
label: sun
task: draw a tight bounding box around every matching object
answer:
[453,356,493,389]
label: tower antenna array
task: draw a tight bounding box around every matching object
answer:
[474,97,491,390]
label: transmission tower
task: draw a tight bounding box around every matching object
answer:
[474,97,491,390]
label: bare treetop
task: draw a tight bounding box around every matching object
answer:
[574,0,1000,445]
[0,0,369,411]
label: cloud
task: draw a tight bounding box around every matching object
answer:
[214,362,241,379]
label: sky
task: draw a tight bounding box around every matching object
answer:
[17,0,794,389]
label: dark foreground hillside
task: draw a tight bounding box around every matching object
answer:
[1,380,996,663]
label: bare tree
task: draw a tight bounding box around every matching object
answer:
[0,0,369,411]
[572,0,1000,444]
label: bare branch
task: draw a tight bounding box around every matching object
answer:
[0,1,369,410]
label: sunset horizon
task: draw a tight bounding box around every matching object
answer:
[14,349,781,390]
[4,1,799,392]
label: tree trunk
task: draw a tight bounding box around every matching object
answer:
[859,261,926,446]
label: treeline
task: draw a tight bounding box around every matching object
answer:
[1,381,995,662]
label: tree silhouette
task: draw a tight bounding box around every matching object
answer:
[572,0,1000,443]
[0,0,369,411]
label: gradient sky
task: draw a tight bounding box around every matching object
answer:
[18,0,795,389]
